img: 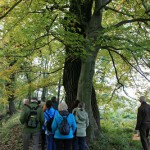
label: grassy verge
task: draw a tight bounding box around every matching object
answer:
[0,112,23,150]
[90,119,141,150]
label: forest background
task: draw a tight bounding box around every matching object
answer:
[0,0,150,149]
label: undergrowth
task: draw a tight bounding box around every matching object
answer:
[0,112,23,150]
[90,119,141,150]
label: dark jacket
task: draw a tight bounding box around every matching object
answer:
[135,102,150,130]
[20,102,44,133]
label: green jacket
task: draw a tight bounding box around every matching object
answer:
[72,108,89,137]
[20,102,44,133]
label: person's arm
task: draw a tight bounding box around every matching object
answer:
[51,116,58,134]
[86,113,89,128]
[135,107,143,130]
[19,107,28,124]
[40,108,44,125]
[71,114,77,133]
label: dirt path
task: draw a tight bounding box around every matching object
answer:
[0,124,42,150]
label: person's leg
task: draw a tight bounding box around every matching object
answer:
[46,134,53,150]
[55,139,63,150]
[41,130,46,150]
[52,134,56,150]
[64,139,72,150]
[140,126,150,150]
[32,132,40,150]
[78,137,85,150]
[22,133,31,150]
[72,137,78,150]
[146,128,150,145]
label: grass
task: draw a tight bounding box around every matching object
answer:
[90,119,142,150]
[0,112,23,150]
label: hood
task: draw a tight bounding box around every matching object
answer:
[45,107,55,118]
[75,108,87,121]
[55,110,69,124]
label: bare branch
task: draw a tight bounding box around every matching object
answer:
[105,6,134,18]
[114,18,150,27]
[108,49,123,86]
[99,0,112,10]
[109,48,150,81]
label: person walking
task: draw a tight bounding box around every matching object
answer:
[44,100,58,150]
[20,97,44,150]
[72,102,89,150]
[52,102,77,150]
[135,96,150,150]
[51,96,58,110]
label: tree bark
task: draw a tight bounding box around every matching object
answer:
[77,49,99,140]
[63,56,81,112]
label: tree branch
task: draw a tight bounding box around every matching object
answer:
[115,18,150,27]
[0,0,22,20]
[108,48,150,81]
[108,49,124,86]
[105,6,134,18]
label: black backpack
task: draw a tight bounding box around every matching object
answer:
[59,115,70,135]
[45,111,55,132]
[26,105,39,128]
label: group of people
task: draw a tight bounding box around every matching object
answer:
[20,95,150,150]
[20,96,89,150]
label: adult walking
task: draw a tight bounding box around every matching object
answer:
[20,97,44,150]
[72,102,89,150]
[135,96,150,150]
[44,100,58,150]
[52,102,77,150]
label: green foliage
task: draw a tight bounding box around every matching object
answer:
[0,112,21,143]
[90,120,141,150]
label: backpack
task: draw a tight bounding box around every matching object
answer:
[45,111,55,132]
[26,105,39,128]
[59,115,70,135]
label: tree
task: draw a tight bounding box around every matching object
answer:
[63,0,150,140]
[0,0,149,141]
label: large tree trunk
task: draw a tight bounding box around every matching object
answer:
[63,56,81,112]
[77,49,99,140]
[62,0,102,140]
[91,86,100,130]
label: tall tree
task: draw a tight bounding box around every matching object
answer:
[0,0,149,141]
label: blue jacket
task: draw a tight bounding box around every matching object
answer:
[44,107,58,135]
[52,111,77,139]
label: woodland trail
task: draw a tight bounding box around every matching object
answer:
[0,124,42,150]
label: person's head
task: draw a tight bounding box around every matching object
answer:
[41,96,46,102]
[139,96,146,103]
[23,99,29,105]
[46,100,53,109]
[31,97,38,103]
[78,102,85,111]
[38,100,41,105]
[72,99,80,110]
[51,96,57,102]
[58,102,68,112]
